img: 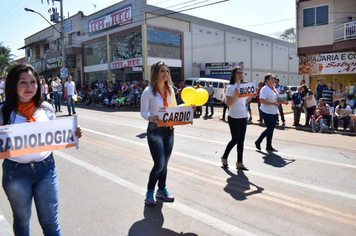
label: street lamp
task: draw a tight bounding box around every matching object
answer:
[24,5,66,71]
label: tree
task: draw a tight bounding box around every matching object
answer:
[0,42,16,76]
[280,28,296,44]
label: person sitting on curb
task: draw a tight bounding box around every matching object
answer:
[317,98,331,128]
[333,98,351,131]
[311,109,323,133]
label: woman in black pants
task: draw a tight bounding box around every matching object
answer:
[221,66,252,170]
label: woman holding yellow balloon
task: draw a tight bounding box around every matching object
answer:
[221,66,252,171]
[140,61,195,206]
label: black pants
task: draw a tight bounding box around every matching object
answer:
[222,116,247,163]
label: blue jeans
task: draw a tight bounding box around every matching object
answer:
[222,116,247,163]
[311,118,323,130]
[256,110,278,148]
[147,122,174,190]
[66,95,76,114]
[2,153,62,236]
[205,97,214,115]
[333,116,350,129]
[277,105,285,122]
[53,92,61,112]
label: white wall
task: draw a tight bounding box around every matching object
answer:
[225,32,251,68]
[252,38,272,70]
[273,44,289,72]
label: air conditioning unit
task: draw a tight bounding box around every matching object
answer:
[76,31,81,36]
[50,13,60,23]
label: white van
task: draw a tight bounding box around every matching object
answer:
[184,77,229,103]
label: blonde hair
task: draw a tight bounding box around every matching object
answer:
[149,60,173,96]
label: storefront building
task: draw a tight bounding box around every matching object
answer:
[81,0,299,85]
[296,0,356,93]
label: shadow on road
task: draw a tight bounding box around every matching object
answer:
[128,202,198,236]
[257,151,295,168]
[136,132,147,139]
[223,168,264,201]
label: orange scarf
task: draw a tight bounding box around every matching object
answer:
[156,85,169,107]
[268,84,278,94]
[17,99,36,122]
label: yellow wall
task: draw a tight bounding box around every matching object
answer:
[310,74,356,95]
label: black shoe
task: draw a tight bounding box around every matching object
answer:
[255,141,261,150]
[73,112,77,115]
[266,147,278,152]
[58,110,62,112]
[221,157,228,169]
[68,113,72,116]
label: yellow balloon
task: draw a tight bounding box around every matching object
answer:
[195,88,209,106]
[181,87,197,105]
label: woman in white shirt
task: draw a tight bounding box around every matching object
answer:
[140,61,181,206]
[51,77,62,112]
[333,98,351,131]
[221,66,252,171]
[255,73,284,152]
[302,87,317,126]
[1,64,82,235]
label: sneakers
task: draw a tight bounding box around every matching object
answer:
[156,188,175,202]
[145,189,155,206]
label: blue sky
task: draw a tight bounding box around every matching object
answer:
[0,0,296,59]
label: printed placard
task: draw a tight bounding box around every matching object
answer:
[236,82,257,98]
[0,117,78,159]
[277,94,287,102]
[157,106,193,127]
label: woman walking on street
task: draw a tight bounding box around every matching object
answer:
[140,61,195,206]
[221,66,252,171]
[255,73,285,152]
[1,64,83,236]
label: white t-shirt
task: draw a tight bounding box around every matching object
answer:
[336,105,351,117]
[41,84,48,94]
[52,80,61,92]
[305,93,316,108]
[260,85,278,114]
[65,81,75,95]
[4,103,55,163]
[140,86,177,120]
[225,84,248,119]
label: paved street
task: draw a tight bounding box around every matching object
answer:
[1,104,355,236]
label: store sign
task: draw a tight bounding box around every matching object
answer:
[31,59,46,73]
[200,62,244,78]
[299,52,356,75]
[46,57,62,69]
[66,55,76,68]
[110,58,142,69]
[88,4,132,35]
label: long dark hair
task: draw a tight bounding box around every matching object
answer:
[339,98,347,109]
[229,66,243,85]
[1,64,43,125]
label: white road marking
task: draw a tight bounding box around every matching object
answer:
[80,115,356,169]
[56,151,256,236]
[0,213,13,236]
[81,127,356,201]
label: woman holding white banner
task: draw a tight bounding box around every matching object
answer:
[221,66,252,171]
[255,73,286,152]
[141,61,195,206]
[0,64,82,236]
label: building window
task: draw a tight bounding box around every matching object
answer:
[147,29,181,59]
[84,39,107,66]
[111,31,142,61]
[303,5,329,28]
[44,43,50,53]
[69,33,76,45]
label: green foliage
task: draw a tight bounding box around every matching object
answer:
[0,42,16,76]
[280,28,296,44]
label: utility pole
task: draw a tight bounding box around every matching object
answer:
[59,0,65,70]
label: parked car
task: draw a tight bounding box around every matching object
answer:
[284,86,298,100]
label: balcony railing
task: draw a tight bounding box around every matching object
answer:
[334,21,356,42]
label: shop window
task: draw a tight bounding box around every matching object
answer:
[303,5,329,28]
[111,31,142,61]
[84,39,107,66]
[147,29,181,59]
